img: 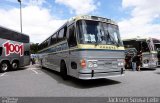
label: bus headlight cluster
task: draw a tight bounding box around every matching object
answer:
[88,60,98,68]
[117,59,124,66]
[118,62,124,66]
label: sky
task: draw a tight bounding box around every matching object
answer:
[0,0,160,43]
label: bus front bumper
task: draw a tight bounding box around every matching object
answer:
[78,69,125,80]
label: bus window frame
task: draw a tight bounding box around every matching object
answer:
[57,25,67,42]
[50,33,57,45]
[67,23,77,48]
[57,28,65,42]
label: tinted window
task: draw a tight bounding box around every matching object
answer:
[57,29,64,42]
[44,41,48,48]
[47,38,50,46]
[38,26,67,51]
[68,25,77,47]
[123,40,142,52]
[0,27,29,43]
[0,47,2,56]
[142,42,150,52]
[51,34,57,45]
[24,51,30,56]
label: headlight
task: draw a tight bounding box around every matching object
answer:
[88,60,98,68]
[118,62,124,66]
[117,59,124,66]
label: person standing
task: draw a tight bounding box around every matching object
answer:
[132,54,137,71]
[136,51,142,71]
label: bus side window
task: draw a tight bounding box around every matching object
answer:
[24,51,30,56]
[57,26,67,42]
[51,33,57,45]
[47,38,51,46]
[57,28,64,42]
[0,47,2,56]
[68,25,77,47]
[141,42,149,52]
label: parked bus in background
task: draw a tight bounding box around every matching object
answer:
[0,26,30,73]
[123,38,158,69]
[152,38,160,66]
[38,15,125,80]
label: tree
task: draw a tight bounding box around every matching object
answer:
[30,43,39,54]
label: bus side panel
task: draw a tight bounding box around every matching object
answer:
[20,43,30,67]
[42,51,68,73]
[67,49,80,78]
[0,39,30,67]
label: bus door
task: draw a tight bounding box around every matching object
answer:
[67,24,78,77]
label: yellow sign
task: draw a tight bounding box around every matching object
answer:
[78,44,125,50]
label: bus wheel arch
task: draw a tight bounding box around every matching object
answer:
[11,60,19,70]
[0,60,10,73]
[60,60,68,80]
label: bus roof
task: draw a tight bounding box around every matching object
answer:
[0,25,29,36]
[68,15,118,25]
[0,25,29,43]
[123,37,154,41]
[39,15,118,45]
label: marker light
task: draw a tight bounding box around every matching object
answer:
[80,59,86,68]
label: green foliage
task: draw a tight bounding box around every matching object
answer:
[30,43,39,54]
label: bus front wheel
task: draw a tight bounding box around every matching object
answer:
[0,61,9,73]
[11,61,19,70]
[60,61,68,80]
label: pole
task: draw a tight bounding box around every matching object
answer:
[18,0,22,33]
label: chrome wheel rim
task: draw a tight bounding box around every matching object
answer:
[12,63,17,69]
[2,63,8,71]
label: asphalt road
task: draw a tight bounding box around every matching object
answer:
[0,64,160,97]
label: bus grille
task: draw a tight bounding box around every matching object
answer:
[97,59,118,69]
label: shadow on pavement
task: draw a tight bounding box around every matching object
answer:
[125,68,157,71]
[41,67,121,89]
[7,67,27,73]
[5,64,40,73]
[140,68,156,71]
[155,72,160,75]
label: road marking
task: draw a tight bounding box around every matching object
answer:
[0,73,6,77]
[30,69,39,74]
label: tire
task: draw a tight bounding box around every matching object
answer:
[11,61,19,70]
[0,61,9,73]
[60,61,68,80]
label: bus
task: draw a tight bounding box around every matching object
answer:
[123,38,158,69]
[0,26,30,73]
[152,38,160,66]
[38,15,125,80]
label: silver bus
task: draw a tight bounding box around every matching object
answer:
[38,15,125,80]
[153,38,160,66]
[0,26,30,73]
[123,38,158,68]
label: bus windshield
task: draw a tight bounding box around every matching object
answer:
[153,39,160,51]
[77,20,123,46]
